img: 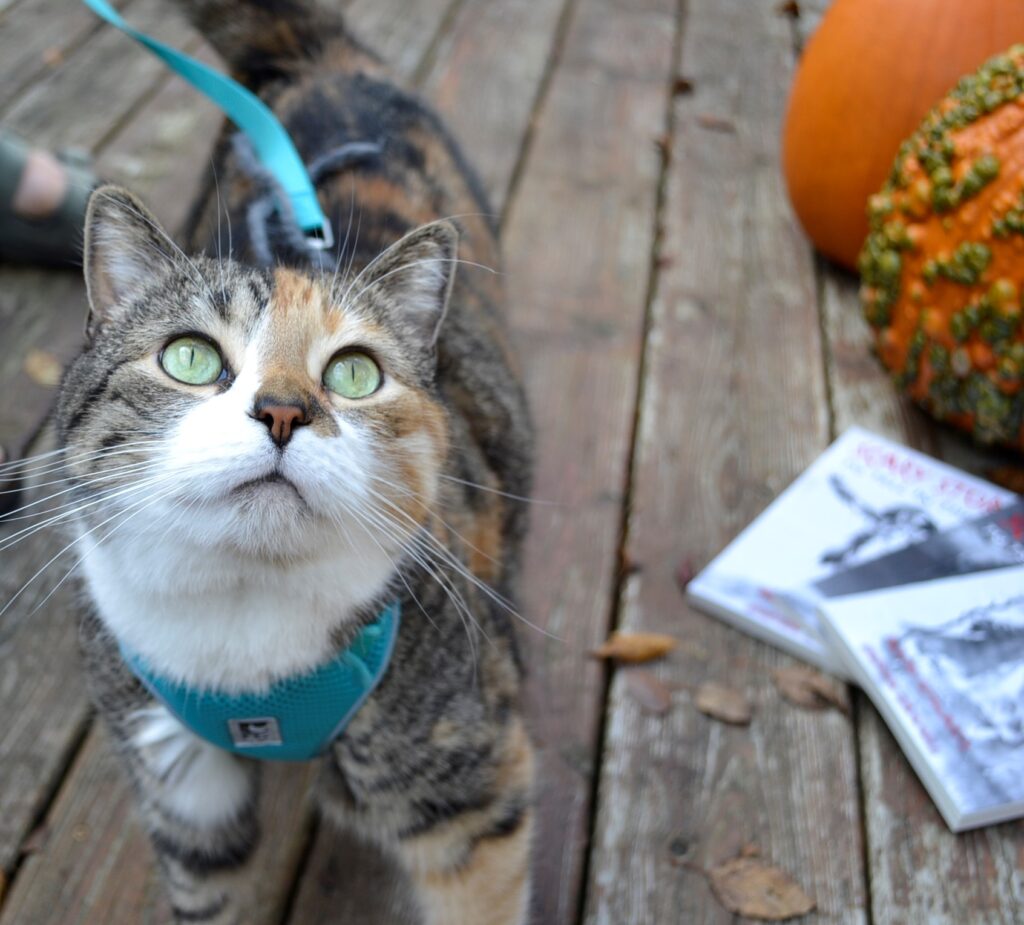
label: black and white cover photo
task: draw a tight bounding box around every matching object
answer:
[819,566,1024,831]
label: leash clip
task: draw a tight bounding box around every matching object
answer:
[305,220,334,252]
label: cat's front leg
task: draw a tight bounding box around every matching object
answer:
[394,717,535,925]
[120,705,261,925]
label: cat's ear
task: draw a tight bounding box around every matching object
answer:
[358,221,458,347]
[83,185,178,338]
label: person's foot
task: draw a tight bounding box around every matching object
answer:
[0,131,97,266]
[12,148,71,220]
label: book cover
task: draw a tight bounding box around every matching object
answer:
[818,567,1024,831]
[685,426,1015,674]
[813,500,1024,598]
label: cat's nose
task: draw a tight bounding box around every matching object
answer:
[252,399,310,447]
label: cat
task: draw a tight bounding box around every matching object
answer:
[56,1,535,922]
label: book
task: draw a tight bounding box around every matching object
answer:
[817,567,1024,831]
[685,426,1016,675]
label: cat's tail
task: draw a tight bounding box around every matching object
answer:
[171,0,372,88]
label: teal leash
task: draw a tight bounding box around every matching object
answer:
[80,0,333,249]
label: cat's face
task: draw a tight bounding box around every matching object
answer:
[59,187,456,564]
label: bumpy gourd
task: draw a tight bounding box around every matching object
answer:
[860,47,1024,452]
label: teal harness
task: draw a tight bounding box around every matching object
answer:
[121,603,400,762]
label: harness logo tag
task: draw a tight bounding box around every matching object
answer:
[228,717,283,747]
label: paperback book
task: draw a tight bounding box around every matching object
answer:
[685,426,1016,675]
[818,567,1024,831]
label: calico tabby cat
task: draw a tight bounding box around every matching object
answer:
[57,2,534,922]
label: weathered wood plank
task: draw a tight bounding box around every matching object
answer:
[500,0,676,920]
[820,268,1024,924]
[419,0,572,206]
[582,0,869,921]
[0,270,85,455]
[345,0,458,82]
[0,728,316,925]
[0,526,89,875]
[0,0,133,114]
[3,0,198,151]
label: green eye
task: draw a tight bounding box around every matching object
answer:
[324,352,381,399]
[160,336,224,385]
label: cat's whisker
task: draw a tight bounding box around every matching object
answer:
[342,256,498,312]
[366,473,504,570]
[0,446,66,473]
[363,478,562,643]
[211,158,228,302]
[326,499,444,639]
[436,473,558,506]
[119,200,217,304]
[0,472,178,554]
[349,499,485,633]
[0,467,167,524]
[0,440,163,478]
[329,177,359,294]
[0,459,165,512]
[0,482,181,647]
[351,499,491,662]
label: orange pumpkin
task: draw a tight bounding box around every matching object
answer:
[783,0,1024,269]
[860,47,1024,451]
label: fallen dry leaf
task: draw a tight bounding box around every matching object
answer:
[696,113,736,133]
[592,631,677,664]
[772,666,849,715]
[776,0,801,17]
[24,349,63,387]
[987,466,1024,495]
[696,682,752,725]
[41,45,65,68]
[708,856,815,920]
[672,76,694,96]
[624,670,672,714]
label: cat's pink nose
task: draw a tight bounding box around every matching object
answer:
[254,402,309,447]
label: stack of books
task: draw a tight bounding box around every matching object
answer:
[687,427,1024,831]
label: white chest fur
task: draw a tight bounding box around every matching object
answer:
[79,523,396,692]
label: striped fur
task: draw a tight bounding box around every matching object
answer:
[62,2,535,922]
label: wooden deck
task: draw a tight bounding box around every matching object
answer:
[1,0,1022,921]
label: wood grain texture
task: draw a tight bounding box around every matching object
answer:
[820,266,1024,925]
[0,0,132,114]
[3,0,197,151]
[582,0,869,921]
[0,728,316,925]
[420,0,572,206]
[0,525,89,875]
[501,0,677,920]
[345,0,459,81]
